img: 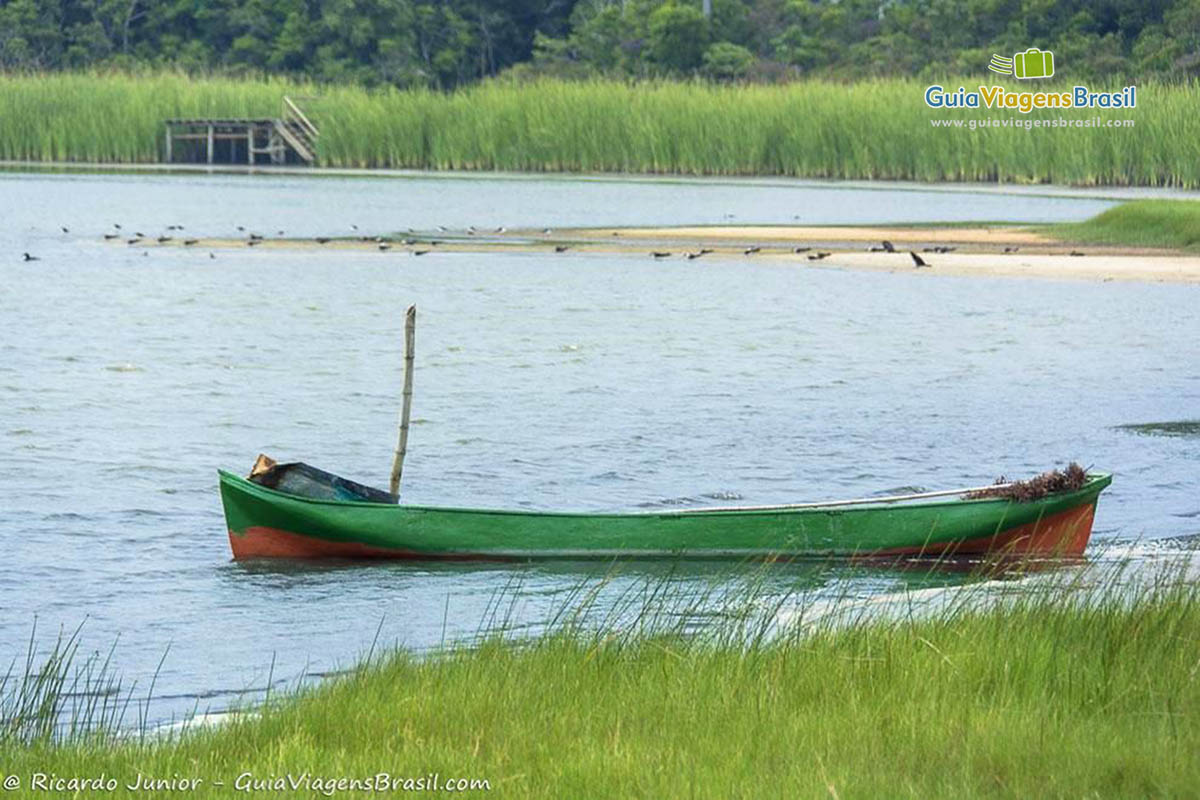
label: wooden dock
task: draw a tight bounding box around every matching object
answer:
[165,97,318,166]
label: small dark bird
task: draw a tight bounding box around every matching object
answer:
[686,252,704,260]
[184,239,198,246]
[378,243,391,251]
[247,239,261,247]
[276,230,285,236]
[430,240,442,246]
[882,240,895,253]
[103,233,119,240]
[157,236,172,243]
[744,246,761,255]
[554,245,570,253]
[437,225,448,232]
[351,224,358,231]
[113,223,122,229]
[611,231,620,236]
[413,249,430,256]
[699,248,713,255]
[1069,250,1085,256]
[209,252,215,259]
[249,233,263,241]
[127,238,142,245]
[495,226,507,233]
[23,252,39,261]
[793,246,811,253]
[166,224,183,231]
[236,226,245,232]
[807,252,831,261]
[315,237,331,244]
[542,228,552,234]
[651,251,672,259]
[910,251,930,268]
[135,232,145,238]
[61,226,69,233]
[1004,246,1019,254]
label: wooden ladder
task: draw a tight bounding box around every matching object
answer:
[276,96,319,164]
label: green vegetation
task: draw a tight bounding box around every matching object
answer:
[0,0,574,87]
[0,72,293,163]
[4,73,1200,186]
[1047,199,1200,249]
[3,567,1198,798]
[1,0,1199,86]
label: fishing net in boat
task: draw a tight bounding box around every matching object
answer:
[964,462,1088,502]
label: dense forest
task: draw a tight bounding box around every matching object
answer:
[1,0,1197,86]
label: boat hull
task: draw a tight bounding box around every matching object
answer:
[219,470,1112,561]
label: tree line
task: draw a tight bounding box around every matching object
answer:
[1,0,1197,86]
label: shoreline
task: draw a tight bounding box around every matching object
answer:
[7,161,1200,201]
[126,224,1200,285]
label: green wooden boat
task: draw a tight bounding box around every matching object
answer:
[219,457,1112,561]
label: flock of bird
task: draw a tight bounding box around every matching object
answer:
[642,241,928,266]
[22,226,1062,269]
[21,222,213,262]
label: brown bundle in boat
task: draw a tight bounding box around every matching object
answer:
[965,462,1088,502]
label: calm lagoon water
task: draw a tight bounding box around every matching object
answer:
[1,171,1198,724]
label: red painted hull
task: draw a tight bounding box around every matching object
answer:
[228,501,1099,561]
[228,526,497,561]
[868,503,1096,558]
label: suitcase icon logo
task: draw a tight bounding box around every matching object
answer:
[989,48,1054,79]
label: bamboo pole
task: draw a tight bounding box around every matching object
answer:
[389,305,417,498]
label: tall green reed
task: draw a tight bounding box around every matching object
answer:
[1,73,1198,186]
[0,621,171,746]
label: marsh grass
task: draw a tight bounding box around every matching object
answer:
[1,557,1197,797]
[1046,199,1200,250]
[2,73,1200,187]
[0,622,128,747]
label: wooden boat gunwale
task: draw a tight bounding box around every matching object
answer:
[218,468,1113,519]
